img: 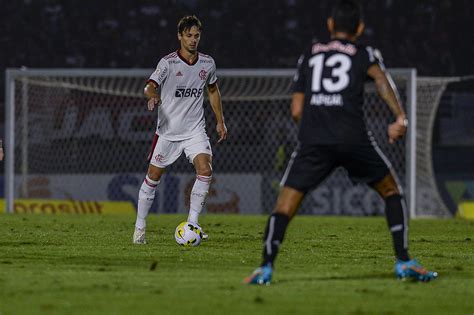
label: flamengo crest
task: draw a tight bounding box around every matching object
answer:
[199,69,207,80]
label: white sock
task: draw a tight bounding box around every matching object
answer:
[135,175,160,229]
[187,175,211,224]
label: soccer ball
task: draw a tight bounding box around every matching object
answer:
[174,221,202,247]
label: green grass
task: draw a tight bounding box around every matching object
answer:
[0,214,473,315]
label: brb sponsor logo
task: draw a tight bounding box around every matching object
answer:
[175,87,203,98]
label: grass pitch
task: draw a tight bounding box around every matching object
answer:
[0,214,473,315]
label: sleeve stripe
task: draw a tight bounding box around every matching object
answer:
[208,77,218,85]
[146,79,159,87]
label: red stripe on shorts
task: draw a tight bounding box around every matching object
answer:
[147,133,159,162]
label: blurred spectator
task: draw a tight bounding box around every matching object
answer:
[0,0,472,82]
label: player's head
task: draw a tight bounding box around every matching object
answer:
[177,15,202,53]
[328,0,364,39]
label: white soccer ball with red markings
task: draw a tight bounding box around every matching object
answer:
[174,221,202,247]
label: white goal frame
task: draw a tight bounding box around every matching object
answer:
[4,68,417,216]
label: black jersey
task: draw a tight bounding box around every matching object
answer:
[292,39,384,144]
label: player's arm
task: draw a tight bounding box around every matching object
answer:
[144,81,161,111]
[291,92,305,123]
[207,82,227,143]
[367,64,408,144]
[291,53,306,124]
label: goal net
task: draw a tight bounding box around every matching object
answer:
[4,69,455,217]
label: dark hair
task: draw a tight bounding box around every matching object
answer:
[177,15,202,34]
[331,0,363,35]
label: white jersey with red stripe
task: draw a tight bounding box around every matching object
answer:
[148,50,217,141]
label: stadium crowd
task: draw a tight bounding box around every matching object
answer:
[1,0,471,76]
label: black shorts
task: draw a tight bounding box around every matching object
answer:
[281,142,391,193]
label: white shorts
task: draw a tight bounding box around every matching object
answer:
[148,133,212,168]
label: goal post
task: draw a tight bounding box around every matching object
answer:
[2,68,452,217]
[407,69,417,219]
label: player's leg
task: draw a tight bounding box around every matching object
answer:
[341,143,411,259]
[263,187,305,262]
[342,142,437,281]
[134,164,166,240]
[184,135,213,238]
[245,145,335,285]
[372,174,438,281]
[372,173,410,261]
[189,153,212,234]
[133,135,181,244]
[244,187,304,285]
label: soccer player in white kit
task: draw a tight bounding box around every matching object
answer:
[133,15,227,244]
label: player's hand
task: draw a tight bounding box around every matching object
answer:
[147,97,160,111]
[216,122,228,143]
[388,115,408,144]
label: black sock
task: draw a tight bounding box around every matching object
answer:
[261,213,290,267]
[385,194,410,261]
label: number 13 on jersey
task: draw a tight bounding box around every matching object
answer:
[309,53,352,93]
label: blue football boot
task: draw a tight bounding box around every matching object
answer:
[244,264,273,285]
[395,259,438,282]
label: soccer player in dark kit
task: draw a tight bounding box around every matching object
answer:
[244,0,437,284]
